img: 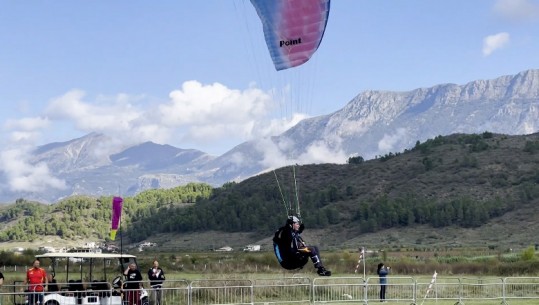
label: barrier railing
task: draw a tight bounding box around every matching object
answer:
[312,276,364,304]
[503,277,539,304]
[415,277,460,304]
[190,279,253,305]
[365,276,416,304]
[459,277,504,304]
[253,277,311,305]
[4,276,539,305]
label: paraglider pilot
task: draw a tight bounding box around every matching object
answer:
[273,216,331,276]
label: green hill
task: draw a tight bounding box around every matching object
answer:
[1,132,539,252]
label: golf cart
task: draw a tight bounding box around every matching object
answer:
[23,252,137,305]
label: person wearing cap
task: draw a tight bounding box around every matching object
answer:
[273,215,331,276]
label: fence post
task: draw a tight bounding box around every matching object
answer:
[501,277,508,305]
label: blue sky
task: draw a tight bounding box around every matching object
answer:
[1,0,539,192]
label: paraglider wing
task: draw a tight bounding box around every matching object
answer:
[110,196,123,240]
[250,0,331,71]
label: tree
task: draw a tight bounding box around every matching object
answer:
[348,155,364,164]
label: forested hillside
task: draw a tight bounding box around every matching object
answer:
[0,183,213,242]
[1,132,539,249]
[123,132,539,243]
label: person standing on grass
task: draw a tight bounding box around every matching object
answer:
[0,271,4,305]
[147,260,165,305]
[377,262,390,302]
[124,263,143,305]
[24,259,48,305]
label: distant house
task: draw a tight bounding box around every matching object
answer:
[139,242,157,247]
[137,242,157,252]
[243,244,261,252]
[38,246,56,253]
[215,246,233,252]
[84,242,97,248]
[103,244,120,253]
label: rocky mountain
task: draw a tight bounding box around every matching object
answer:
[0,134,215,203]
[253,69,539,159]
[0,69,538,203]
[199,69,539,183]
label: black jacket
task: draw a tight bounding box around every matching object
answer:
[147,267,165,287]
[273,222,305,259]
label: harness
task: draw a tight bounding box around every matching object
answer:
[273,226,309,270]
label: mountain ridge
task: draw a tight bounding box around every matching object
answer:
[2,132,539,252]
[0,69,538,203]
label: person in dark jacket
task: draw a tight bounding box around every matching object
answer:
[124,263,143,305]
[273,216,331,276]
[147,260,165,305]
[47,273,59,292]
[377,262,390,302]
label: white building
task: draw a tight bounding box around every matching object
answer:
[243,244,261,252]
[215,246,233,252]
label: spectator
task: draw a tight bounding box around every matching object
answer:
[47,274,59,293]
[377,262,390,302]
[124,263,143,305]
[0,271,4,305]
[147,260,165,305]
[24,259,48,305]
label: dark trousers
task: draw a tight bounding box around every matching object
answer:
[380,284,387,300]
[274,243,325,270]
[28,292,44,305]
[300,245,324,268]
[151,286,163,305]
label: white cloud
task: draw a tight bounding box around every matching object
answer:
[298,140,348,164]
[3,117,50,143]
[494,0,539,21]
[0,80,306,194]
[252,113,309,138]
[41,82,297,152]
[378,128,408,153]
[482,32,510,56]
[160,81,272,125]
[157,81,304,149]
[0,116,67,193]
[4,117,50,131]
[0,114,63,193]
[0,147,66,193]
[256,138,291,169]
[45,90,161,141]
[256,135,347,171]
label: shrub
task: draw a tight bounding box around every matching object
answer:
[521,246,535,261]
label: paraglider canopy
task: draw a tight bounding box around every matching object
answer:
[250,0,331,71]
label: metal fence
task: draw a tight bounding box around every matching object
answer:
[3,276,539,305]
[253,277,311,305]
